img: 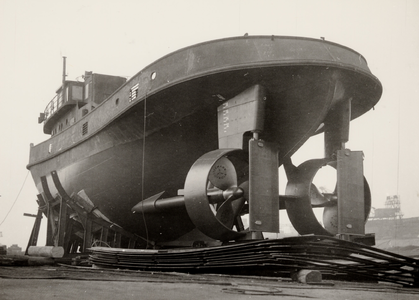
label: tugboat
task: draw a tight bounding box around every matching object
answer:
[27,36,382,251]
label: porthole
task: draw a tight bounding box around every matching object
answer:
[151,71,157,80]
[115,98,119,106]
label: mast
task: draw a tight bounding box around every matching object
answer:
[62,56,67,84]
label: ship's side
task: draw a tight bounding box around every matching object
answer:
[27,36,382,242]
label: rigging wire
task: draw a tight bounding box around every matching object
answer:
[396,91,401,196]
[0,170,30,227]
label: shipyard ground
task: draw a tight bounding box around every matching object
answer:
[1,265,418,300]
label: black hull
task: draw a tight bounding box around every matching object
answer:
[28,36,382,242]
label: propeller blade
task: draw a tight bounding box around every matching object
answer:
[230,181,249,218]
[208,157,237,189]
[215,181,249,229]
[309,183,328,206]
[216,195,247,228]
[216,198,235,228]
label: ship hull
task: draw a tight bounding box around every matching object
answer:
[28,36,382,242]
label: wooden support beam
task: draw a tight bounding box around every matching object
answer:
[63,219,75,253]
[45,170,142,252]
[100,227,109,247]
[40,176,55,246]
[57,198,68,246]
[82,219,93,252]
[115,232,122,248]
[25,208,43,255]
[36,193,47,209]
[46,208,56,246]
[128,238,136,249]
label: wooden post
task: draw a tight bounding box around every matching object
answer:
[100,227,109,247]
[63,219,74,253]
[40,176,55,246]
[82,219,93,252]
[57,198,68,246]
[24,209,43,255]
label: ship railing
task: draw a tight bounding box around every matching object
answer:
[43,92,65,121]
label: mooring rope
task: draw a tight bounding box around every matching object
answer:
[140,86,150,248]
[0,170,30,227]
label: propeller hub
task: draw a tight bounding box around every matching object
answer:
[222,186,244,201]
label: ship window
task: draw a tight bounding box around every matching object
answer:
[82,122,88,135]
[65,87,69,103]
[72,86,83,101]
[115,98,119,106]
[48,144,52,153]
[82,108,88,116]
[84,83,89,100]
[151,71,157,80]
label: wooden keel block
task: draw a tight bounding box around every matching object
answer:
[291,269,322,284]
[27,246,65,258]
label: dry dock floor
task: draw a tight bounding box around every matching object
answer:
[1,265,418,300]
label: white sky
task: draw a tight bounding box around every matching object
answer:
[0,0,418,247]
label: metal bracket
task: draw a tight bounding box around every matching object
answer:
[217,85,266,149]
[336,149,366,235]
[248,139,279,233]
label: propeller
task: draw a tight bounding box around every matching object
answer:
[284,158,338,236]
[207,156,248,230]
[208,157,237,190]
[284,157,371,236]
[183,149,249,241]
[215,181,248,229]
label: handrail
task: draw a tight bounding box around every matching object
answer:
[43,93,61,121]
[43,89,70,122]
